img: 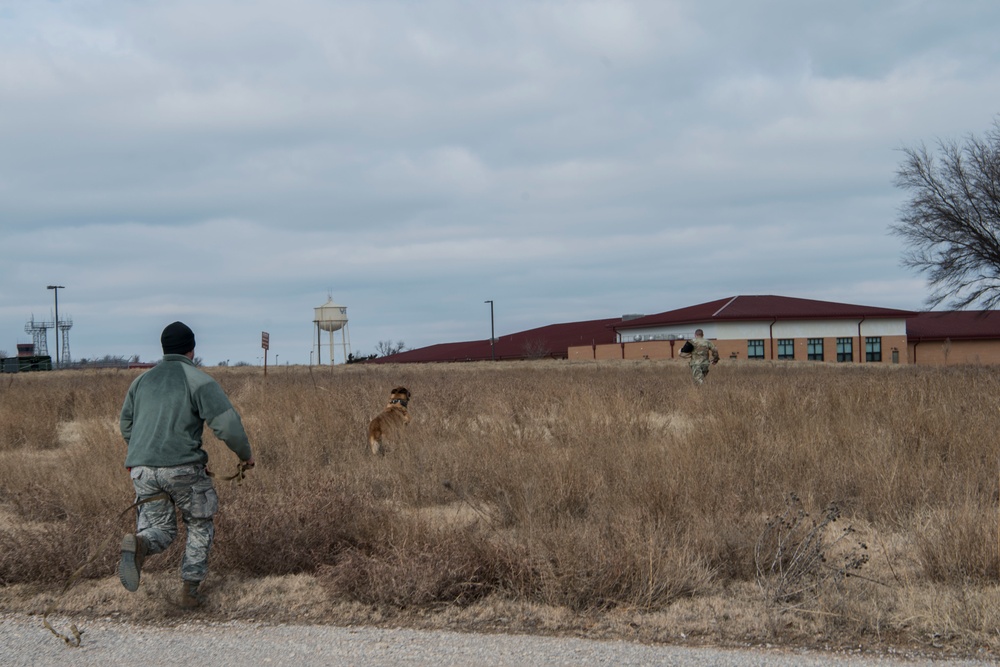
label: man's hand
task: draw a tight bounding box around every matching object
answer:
[243,457,256,469]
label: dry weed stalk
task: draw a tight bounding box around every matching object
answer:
[755,493,871,613]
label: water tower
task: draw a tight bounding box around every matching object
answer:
[313,296,351,365]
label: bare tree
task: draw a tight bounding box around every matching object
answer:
[891,116,1000,309]
[375,340,407,357]
[521,339,552,359]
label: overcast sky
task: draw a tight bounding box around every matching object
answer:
[3,0,1000,366]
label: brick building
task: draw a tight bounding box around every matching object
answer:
[906,310,1000,365]
[373,295,1000,366]
[571,295,913,364]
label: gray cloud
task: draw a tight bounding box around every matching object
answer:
[2,0,1000,365]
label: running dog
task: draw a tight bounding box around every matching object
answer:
[367,386,411,455]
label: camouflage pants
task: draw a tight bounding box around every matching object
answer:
[690,362,711,384]
[129,463,219,583]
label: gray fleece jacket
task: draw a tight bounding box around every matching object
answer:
[120,354,252,467]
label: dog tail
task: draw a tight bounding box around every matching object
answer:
[368,421,384,456]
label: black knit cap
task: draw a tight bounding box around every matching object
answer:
[161,321,196,355]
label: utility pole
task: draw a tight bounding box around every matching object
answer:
[46,285,64,369]
[485,300,495,361]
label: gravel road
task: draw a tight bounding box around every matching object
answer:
[3,614,995,667]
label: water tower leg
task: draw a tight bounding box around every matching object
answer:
[315,322,321,366]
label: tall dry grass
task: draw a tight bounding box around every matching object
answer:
[1,360,999,652]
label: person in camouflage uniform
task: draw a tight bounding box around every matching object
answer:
[679,328,720,385]
[118,321,254,608]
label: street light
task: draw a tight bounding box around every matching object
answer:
[484,300,495,361]
[47,285,64,369]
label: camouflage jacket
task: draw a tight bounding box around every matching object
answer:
[680,337,720,365]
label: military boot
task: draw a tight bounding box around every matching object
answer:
[118,533,148,592]
[179,580,206,609]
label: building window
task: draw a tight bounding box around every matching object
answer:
[836,337,853,363]
[866,337,882,362]
[807,338,824,361]
[748,339,765,359]
[777,339,794,360]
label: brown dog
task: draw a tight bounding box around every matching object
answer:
[367,386,411,455]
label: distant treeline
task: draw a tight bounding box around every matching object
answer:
[0,355,154,372]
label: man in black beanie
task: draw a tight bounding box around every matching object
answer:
[118,321,255,608]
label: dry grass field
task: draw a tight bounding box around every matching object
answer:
[2,359,999,659]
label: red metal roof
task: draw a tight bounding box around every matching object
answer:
[615,295,917,330]
[906,311,1000,341]
[369,317,621,363]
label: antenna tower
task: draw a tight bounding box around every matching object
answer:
[24,315,52,357]
[58,316,73,366]
[23,313,72,364]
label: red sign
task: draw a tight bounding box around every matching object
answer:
[261,332,270,350]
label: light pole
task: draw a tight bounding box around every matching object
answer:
[484,300,495,361]
[47,285,64,369]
